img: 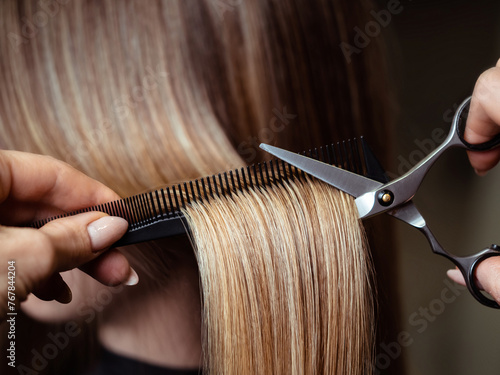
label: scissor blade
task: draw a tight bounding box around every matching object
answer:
[260,144,383,198]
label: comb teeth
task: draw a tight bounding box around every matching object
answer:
[31,137,374,231]
[303,138,365,176]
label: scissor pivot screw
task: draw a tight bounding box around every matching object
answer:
[377,190,394,206]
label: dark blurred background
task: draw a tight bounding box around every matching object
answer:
[378,0,500,374]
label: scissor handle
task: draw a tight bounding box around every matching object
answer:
[392,203,500,308]
[452,97,500,307]
[454,96,500,151]
[450,246,500,308]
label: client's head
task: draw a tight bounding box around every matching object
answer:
[0,0,389,373]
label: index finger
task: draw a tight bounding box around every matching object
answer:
[0,150,120,224]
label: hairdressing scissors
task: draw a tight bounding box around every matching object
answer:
[260,97,500,308]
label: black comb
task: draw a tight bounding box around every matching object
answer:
[30,137,385,247]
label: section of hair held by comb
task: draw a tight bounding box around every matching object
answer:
[183,176,374,375]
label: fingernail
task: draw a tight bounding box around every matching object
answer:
[124,267,139,286]
[87,216,128,252]
[474,168,488,177]
[55,283,73,304]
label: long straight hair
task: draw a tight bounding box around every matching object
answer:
[0,0,398,373]
[0,0,392,187]
[185,177,374,374]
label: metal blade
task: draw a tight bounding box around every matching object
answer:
[260,144,383,198]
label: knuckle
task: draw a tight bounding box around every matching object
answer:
[482,260,500,302]
[40,154,68,175]
[44,154,71,172]
[475,67,500,99]
[41,154,58,163]
[475,70,493,93]
[43,218,92,264]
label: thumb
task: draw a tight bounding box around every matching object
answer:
[39,212,129,271]
[2,212,128,301]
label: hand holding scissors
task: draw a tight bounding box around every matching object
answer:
[261,95,500,308]
[446,61,500,304]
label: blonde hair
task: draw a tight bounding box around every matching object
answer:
[0,0,394,373]
[185,177,373,374]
